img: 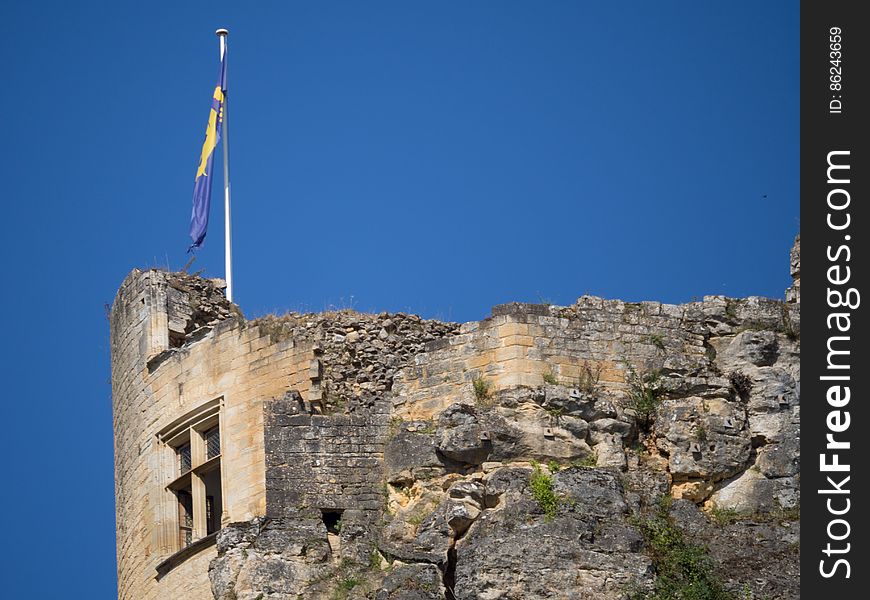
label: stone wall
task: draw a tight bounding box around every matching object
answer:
[209,300,799,596]
[111,271,316,600]
[112,236,801,600]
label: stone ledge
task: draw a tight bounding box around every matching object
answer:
[491,302,553,317]
[154,532,218,580]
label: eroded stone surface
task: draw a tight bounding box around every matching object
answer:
[453,468,652,600]
[111,237,801,600]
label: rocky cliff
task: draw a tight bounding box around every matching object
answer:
[202,237,800,600]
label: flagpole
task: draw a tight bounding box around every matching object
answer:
[216,28,233,302]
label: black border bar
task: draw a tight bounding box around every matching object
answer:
[801,1,869,595]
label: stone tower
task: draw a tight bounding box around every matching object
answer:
[110,237,801,600]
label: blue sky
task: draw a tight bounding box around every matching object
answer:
[0,2,798,597]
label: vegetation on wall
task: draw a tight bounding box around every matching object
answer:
[624,362,664,432]
[631,498,734,600]
[529,462,560,521]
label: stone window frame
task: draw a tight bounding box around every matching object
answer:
[155,397,226,573]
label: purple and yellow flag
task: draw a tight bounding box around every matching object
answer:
[189,52,227,250]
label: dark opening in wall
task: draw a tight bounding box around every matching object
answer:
[169,330,186,348]
[444,547,457,600]
[321,509,343,535]
[203,466,223,536]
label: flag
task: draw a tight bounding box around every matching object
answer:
[189,51,227,250]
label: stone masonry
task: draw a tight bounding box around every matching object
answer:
[111,235,801,600]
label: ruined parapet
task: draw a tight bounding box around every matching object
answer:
[252,310,459,415]
[110,271,463,600]
[163,272,239,347]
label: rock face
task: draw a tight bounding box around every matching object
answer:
[786,234,800,304]
[209,517,333,600]
[111,237,800,600]
[667,500,800,600]
[453,468,652,600]
[207,283,799,599]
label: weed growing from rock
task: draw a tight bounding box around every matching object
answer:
[624,362,664,432]
[728,371,753,401]
[387,416,405,439]
[575,360,603,395]
[648,333,666,351]
[724,300,739,321]
[529,462,559,521]
[368,548,383,570]
[472,376,494,408]
[781,304,799,340]
[631,497,734,600]
[333,576,362,600]
[572,454,597,468]
[708,505,742,526]
[545,405,564,419]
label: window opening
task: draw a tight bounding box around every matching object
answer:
[202,467,223,536]
[206,496,215,535]
[321,509,343,535]
[205,426,221,459]
[159,400,224,556]
[177,489,193,548]
[177,443,192,474]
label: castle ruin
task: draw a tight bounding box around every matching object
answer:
[110,236,800,600]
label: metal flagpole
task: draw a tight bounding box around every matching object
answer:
[216,28,233,302]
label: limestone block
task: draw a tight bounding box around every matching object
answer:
[654,397,750,481]
[671,480,714,503]
[375,563,445,600]
[717,330,779,369]
[594,434,627,470]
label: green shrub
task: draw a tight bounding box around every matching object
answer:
[543,370,558,385]
[368,548,383,570]
[632,498,735,600]
[546,405,564,419]
[530,462,559,521]
[417,420,437,434]
[773,502,800,522]
[725,300,739,320]
[387,416,405,439]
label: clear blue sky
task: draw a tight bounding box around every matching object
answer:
[0,2,797,597]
